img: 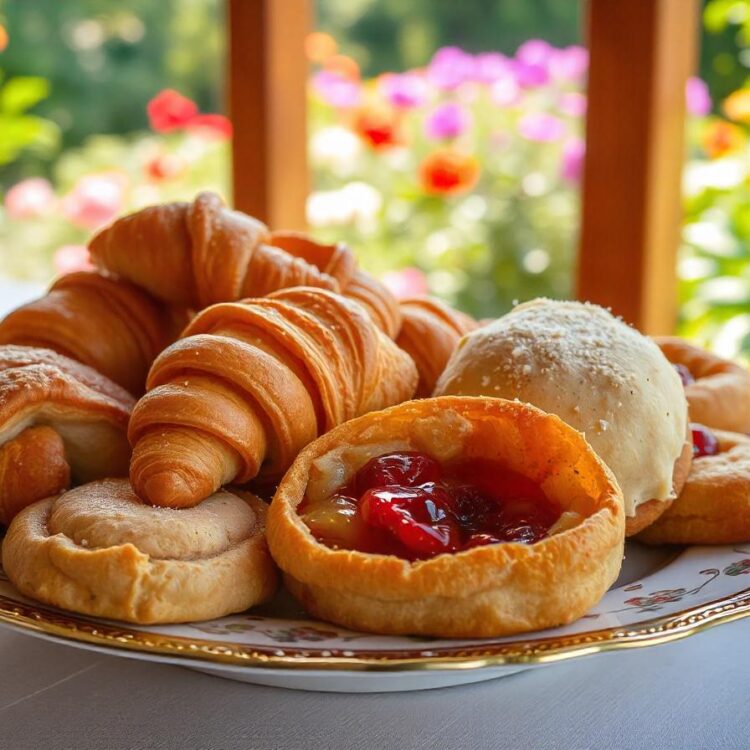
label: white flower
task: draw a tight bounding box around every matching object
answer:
[683,158,745,196]
[306,182,382,228]
[310,126,361,172]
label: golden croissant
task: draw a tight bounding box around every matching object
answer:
[129,287,418,508]
[396,296,478,396]
[0,346,134,524]
[0,271,184,395]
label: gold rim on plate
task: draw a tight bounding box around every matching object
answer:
[0,586,749,672]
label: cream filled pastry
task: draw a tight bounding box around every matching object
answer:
[435,299,691,534]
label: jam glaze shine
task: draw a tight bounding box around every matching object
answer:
[300,451,562,561]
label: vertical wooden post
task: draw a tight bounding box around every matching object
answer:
[577,0,699,333]
[228,0,310,229]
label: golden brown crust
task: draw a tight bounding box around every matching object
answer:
[637,430,750,545]
[2,479,278,624]
[655,336,750,433]
[267,396,625,638]
[396,297,478,397]
[0,346,133,522]
[0,271,183,395]
[128,288,418,508]
[341,270,402,339]
[0,426,70,525]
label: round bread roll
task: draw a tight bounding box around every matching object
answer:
[2,479,278,624]
[435,299,690,534]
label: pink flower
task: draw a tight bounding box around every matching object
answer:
[147,89,198,133]
[187,113,233,139]
[61,172,127,230]
[558,92,587,117]
[473,52,512,85]
[313,70,362,108]
[379,72,428,109]
[428,47,476,91]
[561,138,585,183]
[424,102,472,140]
[4,178,56,220]
[514,39,553,88]
[491,74,522,107]
[382,267,429,299]
[549,46,589,82]
[53,245,94,275]
[686,77,711,116]
[518,112,565,142]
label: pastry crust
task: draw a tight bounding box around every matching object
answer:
[655,336,750,434]
[396,296,478,397]
[0,271,183,395]
[435,299,689,530]
[267,396,625,638]
[128,287,418,508]
[0,346,134,524]
[637,430,750,545]
[2,479,278,624]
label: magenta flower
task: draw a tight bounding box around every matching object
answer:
[561,137,585,183]
[61,172,127,230]
[424,102,472,140]
[428,47,476,91]
[379,72,428,109]
[558,92,587,117]
[518,112,565,142]
[686,77,711,116]
[4,178,56,220]
[381,267,429,299]
[313,70,362,108]
[549,46,589,82]
[53,245,94,275]
[516,39,555,67]
[473,52,512,85]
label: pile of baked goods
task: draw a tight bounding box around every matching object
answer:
[1,191,749,638]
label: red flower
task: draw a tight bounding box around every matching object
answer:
[419,148,480,195]
[147,89,198,133]
[353,105,401,150]
[187,113,233,140]
[145,153,187,182]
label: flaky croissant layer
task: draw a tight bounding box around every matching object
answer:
[129,287,418,508]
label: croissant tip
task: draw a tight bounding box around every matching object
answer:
[137,471,201,509]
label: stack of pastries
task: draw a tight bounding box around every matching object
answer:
[1,192,748,638]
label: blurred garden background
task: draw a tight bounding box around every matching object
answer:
[2,0,750,356]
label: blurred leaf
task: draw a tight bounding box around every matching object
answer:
[0,77,50,115]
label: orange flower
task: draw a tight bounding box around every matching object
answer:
[325,54,360,81]
[723,89,750,123]
[419,149,480,195]
[353,105,402,150]
[701,120,745,159]
[305,32,337,63]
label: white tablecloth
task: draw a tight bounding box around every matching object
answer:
[1,620,748,750]
[0,279,747,749]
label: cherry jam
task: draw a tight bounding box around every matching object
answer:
[691,423,719,458]
[300,451,561,561]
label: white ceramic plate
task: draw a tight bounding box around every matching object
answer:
[1,541,749,692]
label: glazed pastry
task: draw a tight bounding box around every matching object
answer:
[2,479,277,624]
[129,287,418,508]
[396,296,478,396]
[90,192,350,308]
[0,346,133,525]
[656,336,750,434]
[435,299,692,536]
[638,425,750,545]
[267,396,624,638]
[0,271,183,395]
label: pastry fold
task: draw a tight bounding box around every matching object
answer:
[0,346,134,524]
[2,479,277,624]
[267,396,625,638]
[0,271,183,395]
[129,287,418,508]
[395,296,478,396]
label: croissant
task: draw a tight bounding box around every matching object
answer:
[129,287,418,508]
[395,296,479,397]
[0,346,134,524]
[0,271,183,395]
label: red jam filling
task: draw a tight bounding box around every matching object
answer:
[299,451,562,561]
[674,363,695,387]
[691,423,719,458]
